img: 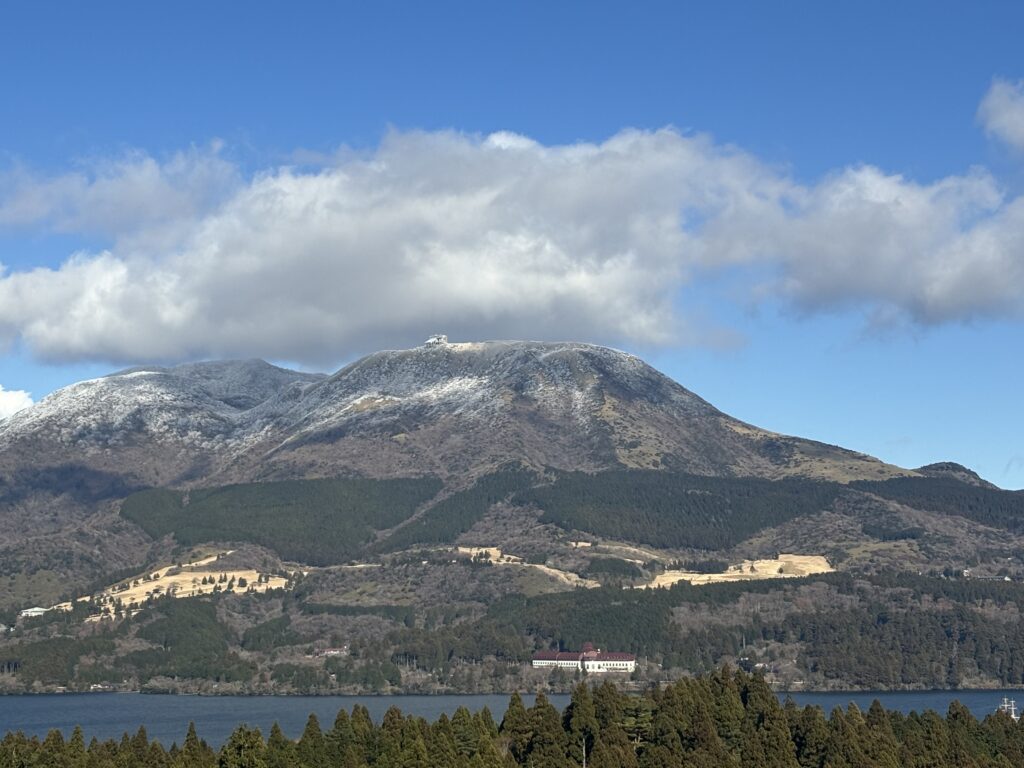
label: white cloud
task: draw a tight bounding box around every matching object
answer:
[0,386,32,420]
[0,142,239,240]
[703,165,1024,324]
[0,123,1022,366]
[978,79,1024,151]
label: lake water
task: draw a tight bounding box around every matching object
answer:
[0,690,1019,748]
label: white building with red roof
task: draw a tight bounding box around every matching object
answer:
[531,642,636,673]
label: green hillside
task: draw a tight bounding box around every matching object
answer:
[120,476,443,564]
[517,470,841,549]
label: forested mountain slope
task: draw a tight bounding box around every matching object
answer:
[2,340,1022,695]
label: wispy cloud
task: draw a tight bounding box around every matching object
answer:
[0,97,1022,366]
[0,142,238,240]
[978,78,1024,151]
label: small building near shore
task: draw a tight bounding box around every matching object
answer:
[531,642,636,673]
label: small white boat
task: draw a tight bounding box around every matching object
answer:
[996,696,1019,721]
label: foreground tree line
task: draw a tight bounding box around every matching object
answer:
[3,669,1024,767]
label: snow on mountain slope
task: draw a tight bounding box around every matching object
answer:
[0,340,911,485]
[0,360,321,448]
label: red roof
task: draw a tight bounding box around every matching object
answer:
[532,651,581,661]
[532,647,636,662]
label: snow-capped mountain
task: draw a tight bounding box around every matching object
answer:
[0,339,907,487]
[0,338,928,611]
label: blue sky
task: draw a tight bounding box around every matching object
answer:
[1,1,1023,487]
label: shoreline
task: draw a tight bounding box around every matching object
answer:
[4,683,1024,697]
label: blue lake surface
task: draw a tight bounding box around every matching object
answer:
[0,690,1019,748]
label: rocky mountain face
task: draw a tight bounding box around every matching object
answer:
[0,340,909,489]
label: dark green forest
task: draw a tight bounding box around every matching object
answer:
[852,477,1024,533]
[4,672,1024,767]
[117,470,1024,566]
[516,470,841,549]
[387,573,1024,688]
[376,467,539,552]
[120,477,442,564]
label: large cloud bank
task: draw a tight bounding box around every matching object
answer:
[0,114,1022,365]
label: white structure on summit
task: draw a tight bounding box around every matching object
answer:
[425,334,449,346]
[531,642,636,673]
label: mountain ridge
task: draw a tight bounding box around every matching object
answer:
[0,339,915,488]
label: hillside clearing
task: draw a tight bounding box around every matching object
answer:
[456,546,600,588]
[641,553,833,588]
[51,551,292,621]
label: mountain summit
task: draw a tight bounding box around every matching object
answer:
[0,339,908,487]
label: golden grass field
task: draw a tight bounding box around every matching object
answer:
[52,551,290,621]
[641,553,833,588]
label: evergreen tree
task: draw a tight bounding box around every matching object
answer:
[945,701,981,768]
[592,731,640,768]
[500,691,532,764]
[563,683,599,766]
[398,721,430,768]
[67,725,88,768]
[350,705,377,765]
[738,717,769,768]
[468,734,505,768]
[38,729,67,768]
[862,701,900,768]
[475,707,499,741]
[218,726,266,768]
[296,714,327,768]
[117,731,135,768]
[88,735,120,768]
[452,707,479,758]
[918,710,951,767]
[428,714,464,768]
[792,706,829,768]
[130,725,150,767]
[622,697,654,749]
[821,708,871,768]
[592,681,623,731]
[266,723,297,768]
[375,708,405,768]
[983,707,1024,766]
[647,706,685,764]
[147,740,170,768]
[177,721,216,768]
[893,711,928,768]
[325,708,362,768]
[635,743,680,768]
[759,707,799,768]
[527,692,568,768]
